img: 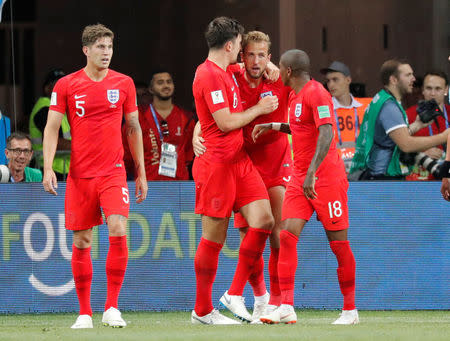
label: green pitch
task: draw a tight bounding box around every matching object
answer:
[0,310,449,341]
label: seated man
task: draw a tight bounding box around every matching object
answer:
[2,132,42,182]
[405,70,449,180]
[350,59,449,180]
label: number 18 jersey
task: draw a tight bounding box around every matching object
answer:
[50,68,137,178]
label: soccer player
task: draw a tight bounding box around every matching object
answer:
[193,31,291,321]
[191,17,278,325]
[42,24,147,329]
[253,49,359,325]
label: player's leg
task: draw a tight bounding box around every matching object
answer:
[192,215,240,325]
[100,175,130,328]
[315,179,358,325]
[66,175,102,329]
[221,198,273,322]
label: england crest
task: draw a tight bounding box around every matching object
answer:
[107,89,120,104]
[295,103,302,117]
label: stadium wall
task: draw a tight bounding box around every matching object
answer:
[0,182,448,313]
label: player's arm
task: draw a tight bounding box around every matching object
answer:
[42,110,63,195]
[192,121,206,156]
[440,133,450,201]
[263,61,280,83]
[213,95,278,133]
[252,122,291,141]
[303,124,334,200]
[124,111,148,203]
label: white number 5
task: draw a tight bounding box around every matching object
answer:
[122,187,129,204]
[76,100,85,117]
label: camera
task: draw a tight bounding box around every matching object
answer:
[416,99,443,123]
[399,151,444,179]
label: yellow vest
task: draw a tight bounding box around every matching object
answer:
[29,97,71,174]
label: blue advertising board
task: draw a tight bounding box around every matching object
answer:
[0,181,448,313]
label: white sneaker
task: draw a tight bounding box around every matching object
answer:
[260,304,297,324]
[332,309,359,325]
[219,290,252,322]
[71,314,93,329]
[251,292,270,321]
[191,309,241,325]
[102,307,127,328]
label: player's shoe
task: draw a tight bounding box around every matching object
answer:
[219,290,252,322]
[71,314,93,329]
[251,292,270,322]
[191,309,241,325]
[332,309,359,325]
[102,307,127,328]
[260,304,297,324]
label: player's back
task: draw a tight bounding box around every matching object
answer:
[192,60,244,163]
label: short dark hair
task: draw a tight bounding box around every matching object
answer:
[82,23,114,47]
[380,59,409,86]
[204,16,244,50]
[149,67,172,87]
[6,132,32,149]
[423,70,448,86]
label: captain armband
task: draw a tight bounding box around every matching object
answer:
[272,123,281,131]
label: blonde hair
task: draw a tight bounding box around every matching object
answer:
[242,31,271,53]
[82,24,114,47]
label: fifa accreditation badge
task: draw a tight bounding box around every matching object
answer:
[107,89,120,104]
[158,142,178,178]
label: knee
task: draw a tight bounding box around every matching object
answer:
[257,213,274,231]
[73,231,92,248]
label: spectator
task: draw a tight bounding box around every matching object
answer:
[134,80,152,109]
[320,61,372,173]
[350,59,449,180]
[123,68,195,180]
[405,70,449,180]
[2,132,42,182]
[29,69,71,180]
[0,108,11,165]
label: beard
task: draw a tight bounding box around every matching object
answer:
[154,94,172,101]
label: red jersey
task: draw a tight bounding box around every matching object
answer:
[122,104,195,180]
[192,59,245,162]
[230,65,291,146]
[50,68,137,178]
[289,79,346,186]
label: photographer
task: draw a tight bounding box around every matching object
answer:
[405,71,449,180]
[349,59,449,180]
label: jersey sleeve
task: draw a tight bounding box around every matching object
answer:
[49,77,68,114]
[310,88,334,128]
[123,78,138,115]
[201,72,230,113]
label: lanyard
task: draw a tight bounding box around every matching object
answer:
[333,108,359,145]
[150,104,164,141]
[428,105,448,136]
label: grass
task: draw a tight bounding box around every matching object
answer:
[0,310,449,340]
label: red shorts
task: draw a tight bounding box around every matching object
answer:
[65,173,129,230]
[282,177,349,231]
[234,137,292,228]
[193,155,269,218]
[247,137,292,189]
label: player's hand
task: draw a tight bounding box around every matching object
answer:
[135,175,148,203]
[263,61,280,83]
[441,178,450,201]
[303,172,318,200]
[252,123,272,142]
[42,169,58,195]
[193,135,206,157]
[424,147,443,160]
[257,95,278,115]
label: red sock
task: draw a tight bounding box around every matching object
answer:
[330,240,356,310]
[268,247,281,306]
[228,227,270,296]
[105,236,128,311]
[71,245,92,316]
[194,237,223,316]
[248,255,267,297]
[278,230,298,305]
